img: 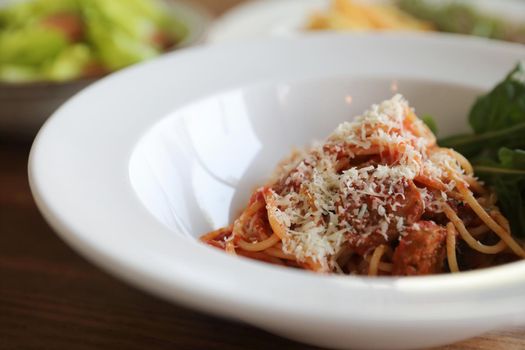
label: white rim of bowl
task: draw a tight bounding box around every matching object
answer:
[29,32,525,325]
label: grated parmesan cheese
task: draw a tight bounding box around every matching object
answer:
[265,94,463,271]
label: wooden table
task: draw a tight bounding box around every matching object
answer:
[1,1,524,349]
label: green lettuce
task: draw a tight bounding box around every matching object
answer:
[0,0,187,82]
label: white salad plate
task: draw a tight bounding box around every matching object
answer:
[29,33,525,350]
[208,0,525,44]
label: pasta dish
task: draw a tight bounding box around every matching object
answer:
[201,95,525,276]
[308,0,433,32]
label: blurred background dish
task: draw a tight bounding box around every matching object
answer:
[0,0,211,138]
[208,0,525,44]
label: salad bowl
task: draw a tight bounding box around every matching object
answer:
[0,0,211,138]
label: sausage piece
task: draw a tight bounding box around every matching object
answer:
[392,221,447,276]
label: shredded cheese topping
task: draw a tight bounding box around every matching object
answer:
[265,94,465,271]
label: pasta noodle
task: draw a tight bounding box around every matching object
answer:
[201,95,524,276]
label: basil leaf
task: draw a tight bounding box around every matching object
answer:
[469,62,525,134]
[474,148,525,237]
[498,148,525,169]
[439,62,525,157]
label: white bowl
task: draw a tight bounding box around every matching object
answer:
[29,33,525,350]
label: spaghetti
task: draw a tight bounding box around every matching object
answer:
[201,95,525,276]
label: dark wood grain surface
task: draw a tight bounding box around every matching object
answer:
[1,1,524,349]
